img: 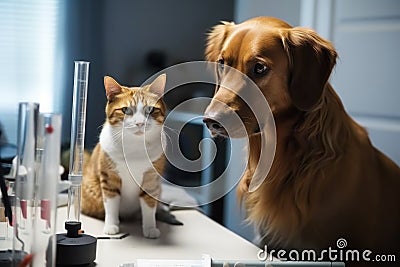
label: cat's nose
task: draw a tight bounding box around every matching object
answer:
[136,122,145,128]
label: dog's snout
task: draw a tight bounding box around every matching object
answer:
[203,117,228,136]
[203,117,222,130]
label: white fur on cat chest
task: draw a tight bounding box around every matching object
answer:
[99,122,164,217]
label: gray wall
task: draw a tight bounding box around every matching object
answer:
[82,0,234,149]
[235,0,301,25]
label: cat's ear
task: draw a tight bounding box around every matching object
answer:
[148,74,166,97]
[104,76,122,101]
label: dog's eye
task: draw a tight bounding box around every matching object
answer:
[217,59,225,72]
[254,63,269,75]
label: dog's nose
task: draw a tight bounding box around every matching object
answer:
[203,117,228,136]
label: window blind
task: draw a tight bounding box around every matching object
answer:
[0,0,64,144]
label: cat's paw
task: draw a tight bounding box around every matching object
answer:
[143,227,160,239]
[103,224,120,235]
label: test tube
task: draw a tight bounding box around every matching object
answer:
[15,103,39,230]
[13,102,39,264]
[67,61,89,222]
[31,113,61,267]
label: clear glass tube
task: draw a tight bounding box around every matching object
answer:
[14,102,39,246]
[67,61,89,222]
[13,102,39,264]
[31,113,62,267]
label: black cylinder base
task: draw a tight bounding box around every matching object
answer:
[55,232,97,266]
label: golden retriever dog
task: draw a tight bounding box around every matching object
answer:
[203,17,400,266]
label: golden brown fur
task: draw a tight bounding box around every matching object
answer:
[81,144,116,219]
[204,17,400,265]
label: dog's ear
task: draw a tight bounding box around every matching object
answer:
[205,21,235,61]
[283,27,337,111]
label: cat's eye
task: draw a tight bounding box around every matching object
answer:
[121,107,133,115]
[144,106,155,114]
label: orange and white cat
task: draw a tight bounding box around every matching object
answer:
[81,74,167,238]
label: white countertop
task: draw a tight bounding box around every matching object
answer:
[55,207,261,266]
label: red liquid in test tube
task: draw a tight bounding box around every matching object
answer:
[41,199,51,228]
[20,200,27,219]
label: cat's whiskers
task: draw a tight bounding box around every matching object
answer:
[111,129,123,143]
[123,124,137,129]
[123,122,151,129]
[161,130,172,145]
[161,127,179,146]
[161,124,181,135]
